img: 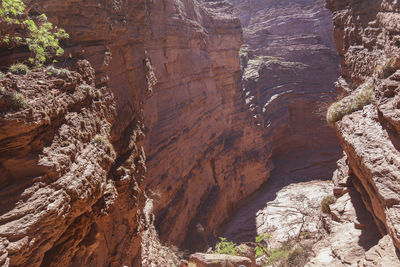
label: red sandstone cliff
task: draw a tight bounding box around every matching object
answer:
[141,0,271,252]
[0,0,270,265]
[308,0,400,265]
[4,0,399,265]
[328,0,400,250]
[231,0,342,180]
[219,0,342,244]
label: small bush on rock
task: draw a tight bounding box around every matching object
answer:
[321,195,336,214]
[92,135,104,145]
[266,246,290,265]
[9,63,29,75]
[254,233,271,258]
[46,65,70,78]
[215,237,239,256]
[326,81,373,126]
[10,93,27,109]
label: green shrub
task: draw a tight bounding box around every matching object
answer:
[326,82,373,126]
[0,72,4,79]
[215,237,238,255]
[9,63,29,75]
[46,65,70,78]
[10,93,27,109]
[94,90,102,99]
[321,195,336,214]
[79,84,92,92]
[92,135,104,145]
[266,246,290,265]
[254,233,271,258]
[0,0,69,66]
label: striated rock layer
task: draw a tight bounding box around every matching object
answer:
[0,61,147,267]
[0,0,270,265]
[219,0,342,245]
[327,0,400,257]
[230,0,342,179]
[142,0,270,251]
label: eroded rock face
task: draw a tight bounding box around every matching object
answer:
[0,0,270,264]
[327,0,400,255]
[0,0,152,265]
[0,61,146,267]
[307,156,382,266]
[230,0,342,179]
[141,0,271,251]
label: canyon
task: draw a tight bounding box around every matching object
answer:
[0,0,400,266]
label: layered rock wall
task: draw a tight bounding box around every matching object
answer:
[0,0,154,265]
[327,0,400,253]
[141,0,271,251]
[230,0,342,180]
[0,0,271,264]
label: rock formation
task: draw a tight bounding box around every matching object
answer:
[142,0,270,252]
[3,0,400,265]
[307,0,400,265]
[230,0,342,179]
[0,0,152,265]
[0,0,270,265]
[219,0,342,245]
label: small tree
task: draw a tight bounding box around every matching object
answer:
[0,0,69,66]
[215,237,239,255]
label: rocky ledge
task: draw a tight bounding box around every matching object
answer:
[321,0,400,264]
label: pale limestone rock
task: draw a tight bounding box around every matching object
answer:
[189,253,252,267]
[359,235,400,267]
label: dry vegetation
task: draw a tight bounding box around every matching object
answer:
[326,81,373,126]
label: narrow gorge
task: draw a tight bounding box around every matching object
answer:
[0,0,400,266]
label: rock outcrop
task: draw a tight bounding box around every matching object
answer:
[0,61,145,267]
[325,0,400,261]
[189,253,253,267]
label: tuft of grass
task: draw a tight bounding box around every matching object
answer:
[286,246,312,266]
[321,195,336,214]
[0,72,4,80]
[377,58,397,79]
[79,83,92,92]
[94,90,102,99]
[10,93,27,109]
[215,237,239,256]
[46,65,70,78]
[92,135,104,145]
[9,63,30,75]
[266,246,290,265]
[326,82,373,126]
